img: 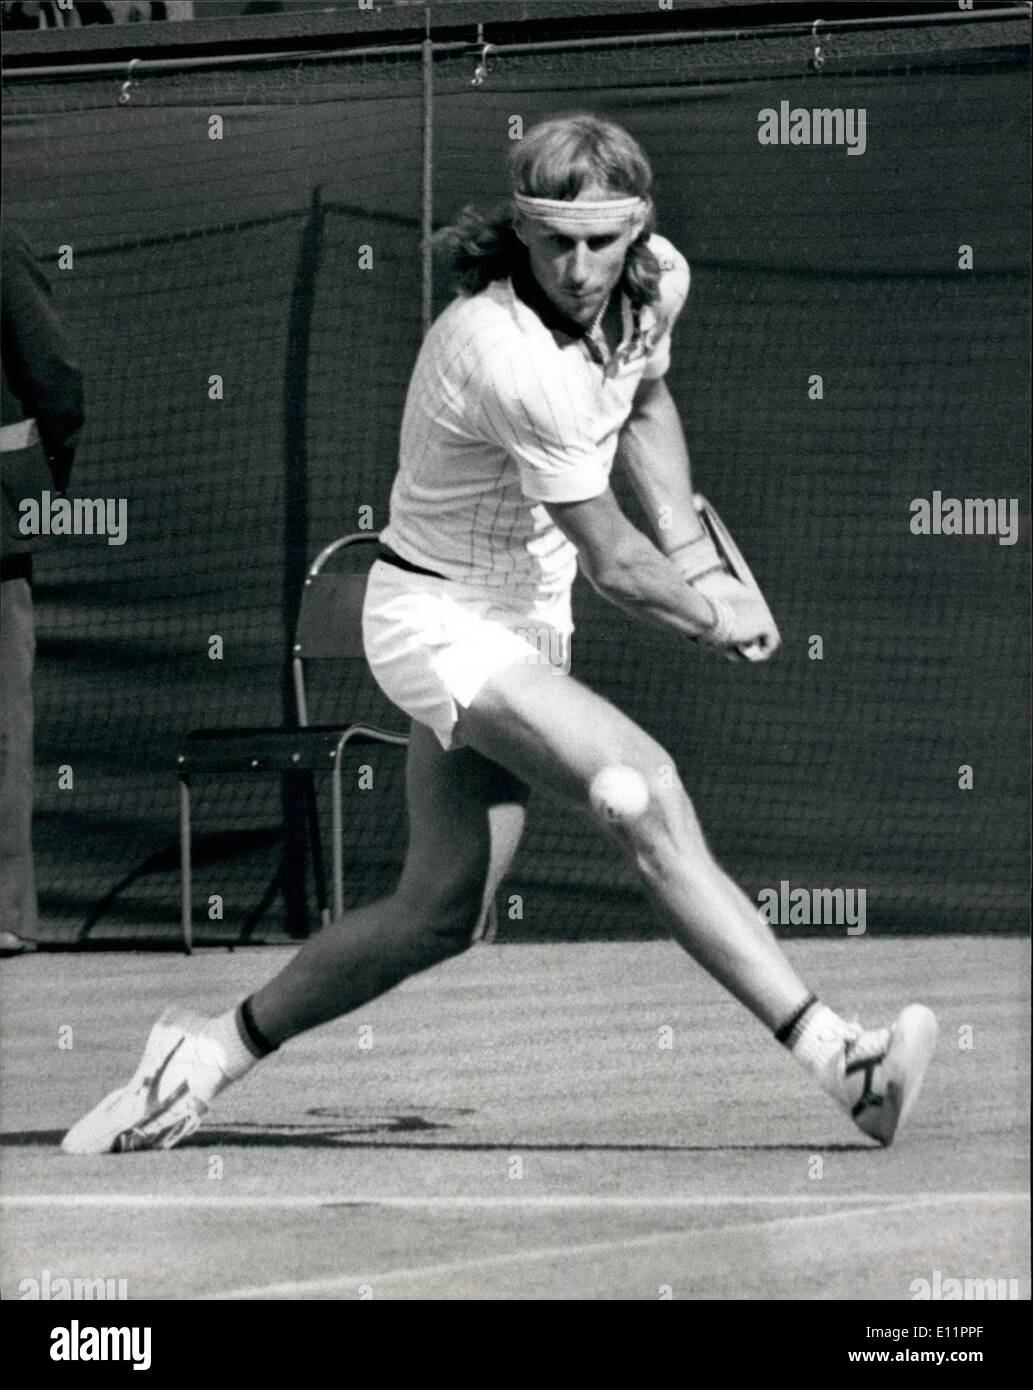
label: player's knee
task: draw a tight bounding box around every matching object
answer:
[587,759,683,838]
[395,874,485,962]
[425,897,482,961]
[590,761,708,873]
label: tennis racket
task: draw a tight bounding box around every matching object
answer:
[694,493,780,662]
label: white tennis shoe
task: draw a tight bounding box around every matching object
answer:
[830,1004,939,1146]
[62,1007,228,1154]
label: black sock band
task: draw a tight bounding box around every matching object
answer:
[774,993,818,1046]
[237,997,280,1058]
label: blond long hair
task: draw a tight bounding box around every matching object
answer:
[434,113,662,309]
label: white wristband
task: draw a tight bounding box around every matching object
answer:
[670,533,723,583]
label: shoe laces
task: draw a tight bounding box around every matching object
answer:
[844,1024,890,1067]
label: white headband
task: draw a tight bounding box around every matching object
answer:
[513,192,646,232]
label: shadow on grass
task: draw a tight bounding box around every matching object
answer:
[3,1121,874,1154]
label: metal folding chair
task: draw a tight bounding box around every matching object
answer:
[176,532,408,951]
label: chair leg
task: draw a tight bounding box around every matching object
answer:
[332,759,343,922]
[179,776,193,955]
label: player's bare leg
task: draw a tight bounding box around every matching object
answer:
[458,662,937,1144]
[247,722,529,1042]
[460,663,809,1030]
[62,722,530,1153]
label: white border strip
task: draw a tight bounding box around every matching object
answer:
[2,1192,1026,1211]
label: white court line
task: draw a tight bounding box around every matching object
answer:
[2,1191,1027,1211]
[206,1199,977,1300]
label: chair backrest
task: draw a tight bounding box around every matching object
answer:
[292,532,382,725]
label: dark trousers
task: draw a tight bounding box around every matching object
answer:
[1,576,37,936]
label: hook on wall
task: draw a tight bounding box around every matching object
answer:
[117,56,140,105]
[471,43,496,86]
[809,18,826,73]
[468,22,496,86]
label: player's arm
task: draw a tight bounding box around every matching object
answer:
[615,377,779,659]
[477,345,765,654]
[544,487,770,653]
[618,375,709,559]
[615,246,726,585]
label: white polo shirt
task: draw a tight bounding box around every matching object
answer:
[380,233,690,605]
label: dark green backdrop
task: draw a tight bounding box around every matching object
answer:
[2,20,1029,941]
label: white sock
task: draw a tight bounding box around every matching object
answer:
[785,1003,856,1092]
[202,1009,260,1085]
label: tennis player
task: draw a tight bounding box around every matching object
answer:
[64,114,937,1155]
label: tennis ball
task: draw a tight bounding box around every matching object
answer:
[589,765,650,825]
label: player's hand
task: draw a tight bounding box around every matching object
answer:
[692,570,781,663]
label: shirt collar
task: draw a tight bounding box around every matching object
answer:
[509,258,593,341]
[503,266,654,363]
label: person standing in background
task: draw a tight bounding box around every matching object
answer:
[1,218,85,955]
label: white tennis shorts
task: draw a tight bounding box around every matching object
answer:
[362,560,573,751]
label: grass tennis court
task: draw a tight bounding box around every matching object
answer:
[2,936,1027,1301]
